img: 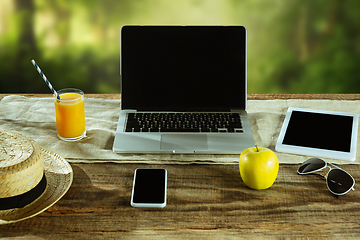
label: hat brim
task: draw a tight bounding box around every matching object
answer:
[0,147,73,224]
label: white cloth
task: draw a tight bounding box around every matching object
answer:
[1,95,359,164]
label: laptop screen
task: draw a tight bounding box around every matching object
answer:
[121,26,247,111]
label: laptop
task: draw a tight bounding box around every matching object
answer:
[113,25,255,154]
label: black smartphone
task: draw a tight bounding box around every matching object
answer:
[130,168,167,208]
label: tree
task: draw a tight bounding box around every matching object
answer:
[14,0,38,63]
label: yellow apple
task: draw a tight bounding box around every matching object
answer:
[239,146,279,190]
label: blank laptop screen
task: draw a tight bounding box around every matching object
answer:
[121,26,246,111]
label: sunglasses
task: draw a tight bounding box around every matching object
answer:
[297,158,355,196]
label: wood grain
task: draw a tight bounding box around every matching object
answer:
[2,93,360,100]
[0,93,121,100]
[248,93,360,100]
[1,94,360,239]
[1,163,360,239]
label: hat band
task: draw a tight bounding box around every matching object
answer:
[0,173,47,210]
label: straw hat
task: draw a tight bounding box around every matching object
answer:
[0,130,73,224]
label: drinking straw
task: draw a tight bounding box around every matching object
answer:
[31,59,60,100]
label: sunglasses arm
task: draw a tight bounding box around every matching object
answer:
[327,162,347,171]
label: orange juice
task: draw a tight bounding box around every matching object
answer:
[54,89,85,141]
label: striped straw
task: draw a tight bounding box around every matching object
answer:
[31,59,60,100]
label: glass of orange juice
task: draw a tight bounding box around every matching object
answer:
[54,88,86,141]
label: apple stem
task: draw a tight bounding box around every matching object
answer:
[255,145,259,152]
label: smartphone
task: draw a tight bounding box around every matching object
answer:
[131,168,167,208]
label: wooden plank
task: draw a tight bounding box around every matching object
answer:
[248,93,360,100]
[0,93,121,100]
[1,93,360,238]
[1,163,359,239]
[2,93,360,100]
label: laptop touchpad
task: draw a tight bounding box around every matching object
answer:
[160,134,208,151]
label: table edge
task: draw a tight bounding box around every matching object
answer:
[1,93,360,100]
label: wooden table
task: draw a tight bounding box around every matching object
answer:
[1,94,360,239]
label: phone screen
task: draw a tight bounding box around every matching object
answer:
[131,168,167,208]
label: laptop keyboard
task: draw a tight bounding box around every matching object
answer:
[125,112,243,133]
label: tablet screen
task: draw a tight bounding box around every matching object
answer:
[276,108,359,161]
[282,111,353,152]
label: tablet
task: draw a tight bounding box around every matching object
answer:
[275,107,359,161]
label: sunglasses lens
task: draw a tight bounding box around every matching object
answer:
[327,169,354,194]
[298,158,326,174]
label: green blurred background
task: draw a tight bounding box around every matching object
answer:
[1,0,360,94]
